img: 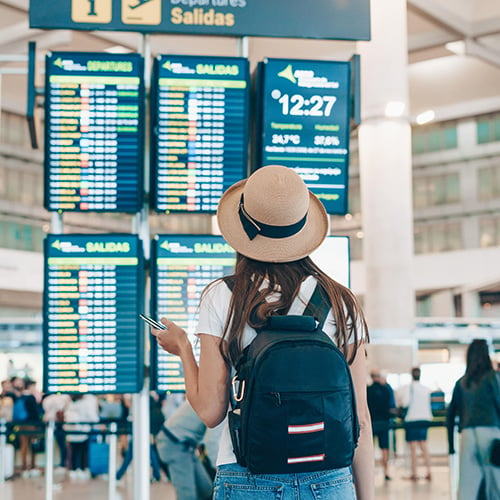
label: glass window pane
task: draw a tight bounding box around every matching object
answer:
[0,167,6,198]
[412,132,426,154]
[447,223,462,250]
[446,173,460,203]
[444,127,457,149]
[478,167,494,200]
[494,118,500,142]
[413,178,428,209]
[428,131,442,152]
[480,218,496,247]
[477,121,491,144]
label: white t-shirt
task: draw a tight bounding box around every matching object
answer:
[196,275,362,466]
[397,382,433,422]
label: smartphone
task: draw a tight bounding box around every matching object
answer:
[139,314,167,330]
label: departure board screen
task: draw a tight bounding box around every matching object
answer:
[43,234,144,394]
[44,52,144,212]
[258,58,351,215]
[150,235,236,392]
[150,55,249,213]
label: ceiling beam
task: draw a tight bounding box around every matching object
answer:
[408,30,459,53]
[0,20,40,47]
[0,0,29,11]
[407,0,470,37]
[470,16,500,38]
[465,38,500,68]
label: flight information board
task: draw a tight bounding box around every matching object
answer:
[150,235,236,392]
[44,51,145,212]
[43,234,144,394]
[150,55,249,213]
[257,58,352,215]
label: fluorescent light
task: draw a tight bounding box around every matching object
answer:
[105,45,131,54]
[445,40,466,55]
[416,110,435,125]
[385,101,405,118]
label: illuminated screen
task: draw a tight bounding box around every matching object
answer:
[44,52,144,212]
[257,58,351,214]
[150,55,249,212]
[150,235,236,392]
[43,234,144,394]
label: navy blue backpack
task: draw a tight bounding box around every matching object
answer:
[228,283,359,474]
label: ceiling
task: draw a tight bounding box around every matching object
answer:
[1,0,500,124]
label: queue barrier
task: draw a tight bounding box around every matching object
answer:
[0,419,122,500]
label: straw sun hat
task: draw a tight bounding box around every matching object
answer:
[217,165,329,263]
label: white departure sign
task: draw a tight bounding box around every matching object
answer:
[43,234,144,394]
[45,52,145,212]
[151,55,249,212]
[150,235,235,391]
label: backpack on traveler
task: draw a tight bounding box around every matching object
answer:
[227,282,359,474]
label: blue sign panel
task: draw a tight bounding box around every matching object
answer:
[30,0,370,41]
[44,52,145,212]
[151,55,249,212]
[257,58,352,215]
[43,234,144,394]
[150,235,235,392]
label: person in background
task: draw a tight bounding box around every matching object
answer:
[397,367,433,481]
[367,368,395,480]
[64,394,99,479]
[447,339,500,500]
[115,393,162,483]
[155,399,224,500]
[42,393,71,470]
[18,379,43,478]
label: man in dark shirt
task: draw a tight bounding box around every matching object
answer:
[367,369,395,480]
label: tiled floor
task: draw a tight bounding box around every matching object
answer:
[0,460,453,500]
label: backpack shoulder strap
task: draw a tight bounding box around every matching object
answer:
[302,281,331,329]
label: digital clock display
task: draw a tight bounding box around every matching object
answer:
[257,58,352,215]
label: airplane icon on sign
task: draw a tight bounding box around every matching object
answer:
[129,0,154,9]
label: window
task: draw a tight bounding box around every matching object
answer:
[414,222,463,254]
[477,165,500,201]
[479,216,500,247]
[413,172,460,209]
[347,182,361,216]
[477,113,500,144]
[412,122,458,154]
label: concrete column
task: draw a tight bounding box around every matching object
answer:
[462,291,482,318]
[356,0,415,331]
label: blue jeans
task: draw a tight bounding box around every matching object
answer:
[213,463,356,499]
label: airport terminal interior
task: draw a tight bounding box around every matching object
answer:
[1,0,500,498]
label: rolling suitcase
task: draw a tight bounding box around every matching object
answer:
[88,438,109,477]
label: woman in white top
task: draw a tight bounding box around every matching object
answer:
[152,166,374,499]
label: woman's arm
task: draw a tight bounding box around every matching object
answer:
[152,321,230,428]
[347,342,375,500]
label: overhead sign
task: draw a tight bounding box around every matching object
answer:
[30,0,370,40]
[256,58,352,215]
[44,51,145,212]
[43,234,144,394]
[150,55,249,213]
[150,234,235,392]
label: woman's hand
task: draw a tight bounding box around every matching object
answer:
[150,318,191,357]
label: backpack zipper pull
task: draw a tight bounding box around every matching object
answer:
[272,392,281,406]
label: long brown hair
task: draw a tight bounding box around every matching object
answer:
[207,253,368,366]
[464,339,493,389]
